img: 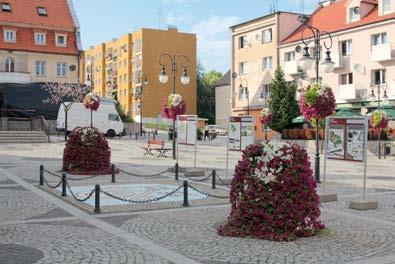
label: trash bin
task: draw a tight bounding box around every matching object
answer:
[168,129,177,141]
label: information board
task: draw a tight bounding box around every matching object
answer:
[177,115,197,146]
[228,116,255,151]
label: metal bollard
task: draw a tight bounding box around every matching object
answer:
[153,132,156,140]
[94,184,101,213]
[111,164,115,183]
[183,180,189,207]
[212,169,216,189]
[175,162,179,181]
[135,132,138,140]
[61,173,67,197]
[39,165,44,186]
[148,131,151,139]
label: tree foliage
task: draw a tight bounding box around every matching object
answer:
[115,101,133,122]
[197,64,222,124]
[269,67,300,132]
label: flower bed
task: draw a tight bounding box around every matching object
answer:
[218,141,324,241]
[63,127,111,175]
[161,94,186,121]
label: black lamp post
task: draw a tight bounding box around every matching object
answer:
[139,73,148,136]
[370,84,389,159]
[298,23,335,183]
[85,58,94,127]
[239,79,249,115]
[158,54,190,160]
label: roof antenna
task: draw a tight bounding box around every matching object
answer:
[156,0,162,29]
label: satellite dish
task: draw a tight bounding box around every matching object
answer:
[295,45,302,53]
[354,63,365,74]
[353,6,360,15]
[69,65,76,72]
[232,72,238,80]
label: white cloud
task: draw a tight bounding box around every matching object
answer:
[165,11,191,25]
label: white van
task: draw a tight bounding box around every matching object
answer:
[56,98,124,138]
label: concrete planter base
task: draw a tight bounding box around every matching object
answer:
[349,199,378,210]
[184,169,205,177]
[319,192,338,203]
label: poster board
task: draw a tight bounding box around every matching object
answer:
[228,116,255,151]
[177,115,197,146]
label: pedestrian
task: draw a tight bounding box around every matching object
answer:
[204,122,209,141]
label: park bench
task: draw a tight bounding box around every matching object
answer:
[141,139,171,158]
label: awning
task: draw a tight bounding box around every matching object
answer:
[292,116,305,124]
[335,108,362,117]
[367,106,395,120]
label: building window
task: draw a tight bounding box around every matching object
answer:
[262,29,272,44]
[260,84,271,99]
[349,6,360,22]
[341,40,352,56]
[4,30,16,42]
[34,32,46,45]
[373,69,386,85]
[1,2,11,12]
[239,86,248,100]
[262,57,272,70]
[372,33,387,46]
[35,61,46,76]
[37,6,47,16]
[285,51,295,62]
[5,57,14,72]
[340,73,353,85]
[383,0,391,13]
[57,63,67,77]
[239,35,248,49]
[239,61,248,75]
[55,34,67,47]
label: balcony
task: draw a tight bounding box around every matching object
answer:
[371,43,395,62]
[338,84,356,101]
[0,71,31,83]
[284,60,299,75]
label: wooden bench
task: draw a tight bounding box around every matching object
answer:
[141,139,171,158]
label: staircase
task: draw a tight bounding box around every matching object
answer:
[0,131,48,144]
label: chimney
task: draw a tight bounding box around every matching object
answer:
[320,0,336,7]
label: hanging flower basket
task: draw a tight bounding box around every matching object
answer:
[161,94,186,121]
[369,110,388,129]
[299,82,335,123]
[260,108,273,126]
[218,141,324,241]
[83,92,100,111]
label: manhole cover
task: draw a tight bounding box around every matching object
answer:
[0,243,44,264]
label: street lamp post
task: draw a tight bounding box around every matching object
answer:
[85,58,94,127]
[158,54,190,160]
[370,84,389,159]
[239,79,249,115]
[259,88,270,140]
[139,74,149,137]
[298,23,335,183]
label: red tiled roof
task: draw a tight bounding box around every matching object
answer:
[0,0,78,55]
[0,0,75,30]
[282,0,395,44]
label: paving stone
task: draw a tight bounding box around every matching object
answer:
[0,243,44,264]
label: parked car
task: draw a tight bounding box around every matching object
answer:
[208,125,227,136]
[56,98,124,138]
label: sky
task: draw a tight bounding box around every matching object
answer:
[73,0,319,74]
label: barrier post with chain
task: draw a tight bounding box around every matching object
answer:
[94,184,101,213]
[211,169,216,189]
[61,173,67,197]
[175,163,179,181]
[183,180,189,207]
[111,164,115,183]
[39,165,44,186]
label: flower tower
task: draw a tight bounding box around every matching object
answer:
[161,94,186,121]
[83,92,100,111]
[369,110,388,129]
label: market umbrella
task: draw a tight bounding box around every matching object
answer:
[335,108,362,117]
[292,115,305,124]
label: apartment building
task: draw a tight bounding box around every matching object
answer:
[80,27,197,121]
[230,12,301,139]
[279,0,395,114]
[0,0,81,84]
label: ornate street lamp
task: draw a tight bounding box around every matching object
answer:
[298,23,334,183]
[85,58,94,127]
[139,73,148,136]
[158,54,190,160]
[239,79,249,115]
[370,84,389,159]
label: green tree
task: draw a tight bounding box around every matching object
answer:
[269,66,299,132]
[197,64,222,124]
[115,101,133,122]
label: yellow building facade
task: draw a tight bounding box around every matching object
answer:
[80,27,197,122]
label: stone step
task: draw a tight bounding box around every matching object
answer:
[0,134,47,138]
[0,130,44,134]
[0,131,48,143]
[0,139,48,144]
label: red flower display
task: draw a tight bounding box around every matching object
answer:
[260,108,273,126]
[369,110,388,129]
[161,94,186,121]
[83,92,100,111]
[218,141,324,241]
[63,127,111,175]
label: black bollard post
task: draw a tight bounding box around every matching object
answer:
[153,132,156,140]
[61,173,67,197]
[135,132,138,140]
[39,165,44,186]
[111,164,115,183]
[175,162,179,181]
[129,130,131,138]
[183,180,189,207]
[148,131,151,139]
[94,184,101,213]
[212,169,216,189]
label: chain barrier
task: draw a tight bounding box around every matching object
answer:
[44,168,103,181]
[100,185,183,204]
[43,168,62,178]
[182,171,213,182]
[215,175,231,188]
[66,181,95,202]
[43,177,62,189]
[188,183,230,199]
[116,166,171,178]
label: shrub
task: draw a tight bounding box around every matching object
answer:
[63,127,111,175]
[305,129,314,140]
[218,141,324,241]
